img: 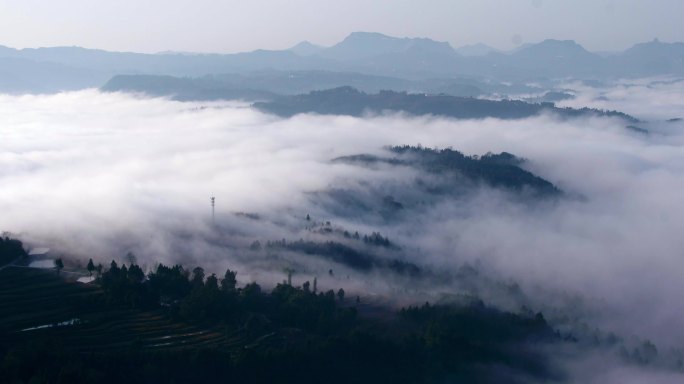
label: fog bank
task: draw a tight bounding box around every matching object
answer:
[2,83,684,374]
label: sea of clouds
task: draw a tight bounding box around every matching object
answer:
[1,79,684,382]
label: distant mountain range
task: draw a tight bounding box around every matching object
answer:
[1,32,683,94]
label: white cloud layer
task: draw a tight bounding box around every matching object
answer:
[2,83,684,380]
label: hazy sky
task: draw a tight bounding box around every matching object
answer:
[0,0,682,53]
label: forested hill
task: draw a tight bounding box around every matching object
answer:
[253,86,637,121]
[336,146,562,197]
[0,238,561,383]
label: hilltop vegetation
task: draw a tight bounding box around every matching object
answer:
[0,237,561,383]
[254,87,636,121]
[337,146,561,197]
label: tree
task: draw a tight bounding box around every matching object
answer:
[87,258,95,276]
[241,282,263,309]
[125,252,137,265]
[205,274,219,291]
[285,268,294,286]
[221,269,237,292]
[54,258,64,275]
[128,264,145,283]
[337,288,345,302]
[249,240,262,251]
[148,264,191,300]
[192,267,205,287]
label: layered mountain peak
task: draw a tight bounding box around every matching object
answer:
[515,39,591,57]
[624,39,684,57]
[288,40,325,56]
[320,31,455,61]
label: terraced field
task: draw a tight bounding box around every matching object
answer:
[0,267,246,352]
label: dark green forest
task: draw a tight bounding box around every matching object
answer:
[0,238,562,384]
[254,86,637,121]
[0,236,27,266]
[335,145,562,197]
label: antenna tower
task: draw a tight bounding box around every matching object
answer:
[210,196,215,223]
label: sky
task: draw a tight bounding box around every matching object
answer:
[0,0,683,53]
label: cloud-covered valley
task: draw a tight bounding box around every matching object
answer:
[2,82,684,381]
